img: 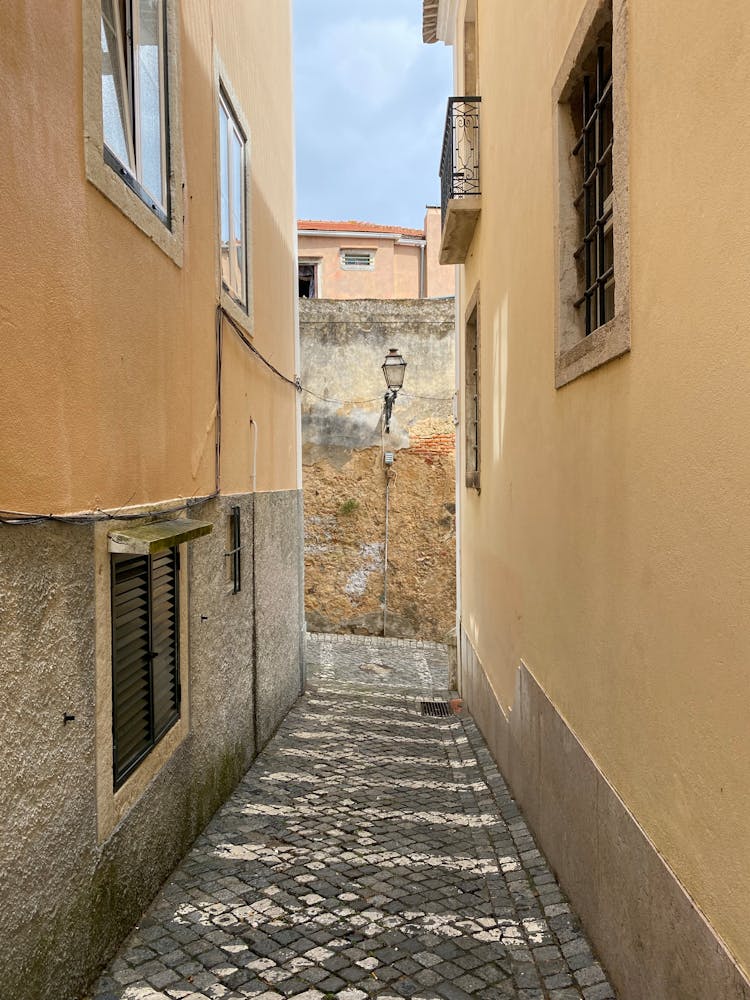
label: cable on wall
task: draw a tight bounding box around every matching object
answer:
[2,303,452,526]
[0,493,220,527]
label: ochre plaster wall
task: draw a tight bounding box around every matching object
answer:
[0,0,298,513]
[456,0,750,979]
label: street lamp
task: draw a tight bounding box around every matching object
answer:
[382,348,407,433]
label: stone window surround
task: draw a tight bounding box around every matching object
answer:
[553,0,630,389]
[215,58,255,337]
[464,283,480,491]
[94,507,190,843]
[82,0,185,267]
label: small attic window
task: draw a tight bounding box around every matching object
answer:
[341,249,375,270]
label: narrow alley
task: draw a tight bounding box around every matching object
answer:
[88,636,614,1000]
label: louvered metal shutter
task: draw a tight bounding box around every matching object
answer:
[150,548,180,739]
[112,554,152,785]
[111,547,180,788]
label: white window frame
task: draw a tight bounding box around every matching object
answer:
[101,0,168,215]
[219,88,248,308]
[299,258,322,299]
[340,249,375,271]
[214,61,254,335]
[83,0,184,265]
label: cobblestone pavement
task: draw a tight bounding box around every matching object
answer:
[87,634,615,1000]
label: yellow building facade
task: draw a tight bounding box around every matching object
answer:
[425,1,750,997]
[0,4,303,998]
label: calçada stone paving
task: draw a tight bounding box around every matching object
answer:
[87,634,615,1000]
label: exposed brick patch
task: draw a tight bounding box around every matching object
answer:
[410,432,456,459]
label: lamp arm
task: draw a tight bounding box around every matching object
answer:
[383,389,398,433]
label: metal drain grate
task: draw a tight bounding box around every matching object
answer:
[419,700,452,718]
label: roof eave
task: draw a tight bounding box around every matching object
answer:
[422,0,458,45]
[298,229,425,245]
[422,0,439,42]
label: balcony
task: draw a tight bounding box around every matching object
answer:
[439,97,481,265]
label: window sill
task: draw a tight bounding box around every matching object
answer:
[555,309,630,388]
[85,136,184,267]
[108,517,212,554]
[221,286,254,339]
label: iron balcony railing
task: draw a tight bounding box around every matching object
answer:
[440,96,481,225]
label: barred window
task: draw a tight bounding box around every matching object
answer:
[572,35,614,336]
[465,297,480,490]
[553,0,629,388]
[111,547,180,787]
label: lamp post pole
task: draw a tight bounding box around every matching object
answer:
[380,349,407,636]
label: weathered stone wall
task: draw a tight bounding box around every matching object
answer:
[300,298,456,641]
[0,491,304,1000]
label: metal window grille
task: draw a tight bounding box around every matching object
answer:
[465,304,480,489]
[111,547,180,788]
[572,40,615,336]
[227,505,242,594]
[341,250,373,269]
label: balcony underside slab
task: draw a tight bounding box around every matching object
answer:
[439,197,481,264]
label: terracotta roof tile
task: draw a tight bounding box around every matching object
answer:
[298,219,425,240]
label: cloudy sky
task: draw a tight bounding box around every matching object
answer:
[293,0,453,231]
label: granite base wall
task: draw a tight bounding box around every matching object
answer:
[459,625,750,1000]
[0,490,303,1000]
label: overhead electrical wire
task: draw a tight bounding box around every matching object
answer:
[1,304,451,525]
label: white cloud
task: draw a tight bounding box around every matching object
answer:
[309,16,423,112]
[293,0,452,227]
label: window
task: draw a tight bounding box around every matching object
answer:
[85,0,183,261]
[111,547,180,788]
[572,40,614,336]
[553,0,630,388]
[227,506,242,594]
[299,261,319,298]
[465,293,480,490]
[341,249,375,270]
[100,0,168,220]
[219,90,248,306]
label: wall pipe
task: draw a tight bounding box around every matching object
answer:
[249,417,259,756]
[249,417,258,491]
[383,474,391,638]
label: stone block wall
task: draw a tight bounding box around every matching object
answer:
[300,298,456,641]
[0,492,304,1000]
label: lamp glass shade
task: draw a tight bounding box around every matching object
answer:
[382,349,407,390]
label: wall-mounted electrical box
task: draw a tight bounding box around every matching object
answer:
[384,452,395,466]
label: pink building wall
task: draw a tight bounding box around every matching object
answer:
[298,208,454,300]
